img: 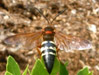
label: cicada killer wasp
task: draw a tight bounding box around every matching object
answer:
[4,8,92,74]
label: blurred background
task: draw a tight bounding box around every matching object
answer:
[0,0,99,75]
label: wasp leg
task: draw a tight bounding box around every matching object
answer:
[56,48,60,60]
[56,48,65,64]
[36,47,42,58]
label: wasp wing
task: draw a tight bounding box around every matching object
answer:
[4,31,43,50]
[54,31,92,52]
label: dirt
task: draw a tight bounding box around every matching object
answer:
[0,0,99,75]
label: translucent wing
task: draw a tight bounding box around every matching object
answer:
[54,31,92,52]
[4,31,43,50]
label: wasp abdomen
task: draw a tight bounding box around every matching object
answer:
[41,41,56,73]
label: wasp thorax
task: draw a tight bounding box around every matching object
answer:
[43,26,55,41]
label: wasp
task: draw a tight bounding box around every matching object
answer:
[4,8,92,74]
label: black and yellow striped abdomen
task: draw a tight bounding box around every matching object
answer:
[41,41,56,73]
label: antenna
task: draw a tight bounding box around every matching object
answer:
[51,8,66,24]
[34,7,50,24]
[33,7,66,24]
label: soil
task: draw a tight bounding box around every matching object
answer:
[0,0,99,75]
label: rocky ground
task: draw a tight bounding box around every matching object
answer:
[0,0,99,75]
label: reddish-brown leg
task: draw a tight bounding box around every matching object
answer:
[56,48,60,60]
[56,48,64,64]
[36,47,42,58]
